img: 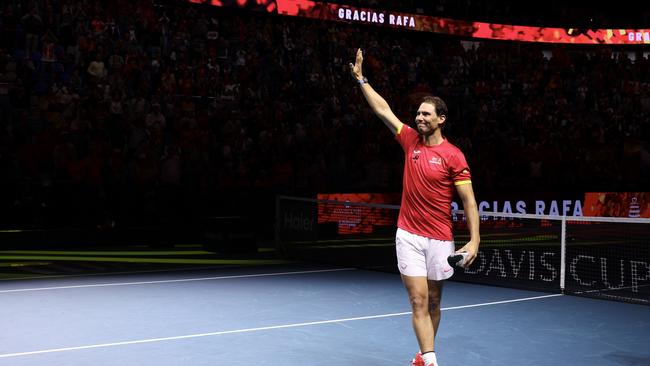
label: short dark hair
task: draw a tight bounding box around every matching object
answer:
[421,96,448,119]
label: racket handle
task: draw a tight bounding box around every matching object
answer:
[447,252,468,267]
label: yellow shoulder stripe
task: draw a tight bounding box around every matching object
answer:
[396,123,403,134]
[454,180,472,186]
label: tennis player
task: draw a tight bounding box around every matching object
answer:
[349,48,480,366]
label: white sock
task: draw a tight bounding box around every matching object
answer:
[422,351,438,366]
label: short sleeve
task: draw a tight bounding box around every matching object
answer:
[395,124,417,152]
[449,151,472,186]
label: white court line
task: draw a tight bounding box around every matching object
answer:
[0,265,238,281]
[0,293,562,358]
[441,294,562,310]
[0,268,356,293]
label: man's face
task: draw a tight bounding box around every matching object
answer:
[415,102,444,136]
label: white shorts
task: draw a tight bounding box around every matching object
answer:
[395,228,455,280]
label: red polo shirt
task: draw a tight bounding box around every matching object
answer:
[395,124,472,241]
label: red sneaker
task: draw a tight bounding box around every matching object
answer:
[411,351,424,366]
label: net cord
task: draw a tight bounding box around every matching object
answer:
[473,210,650,224]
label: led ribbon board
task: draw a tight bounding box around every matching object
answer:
[187,0,649,44]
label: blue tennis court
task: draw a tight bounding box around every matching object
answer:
[1,264,648,366]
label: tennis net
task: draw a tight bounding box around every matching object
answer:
[276,195,650,305]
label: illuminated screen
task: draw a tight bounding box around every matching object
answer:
[317,193,399,234]
[583,192,650,218]
[187,0,649,44]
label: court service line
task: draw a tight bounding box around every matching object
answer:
[0,293,562,358]
[0,268,356,293]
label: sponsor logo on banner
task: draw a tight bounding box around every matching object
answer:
[458,248,650,294]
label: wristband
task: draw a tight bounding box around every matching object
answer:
[357,77,368,85]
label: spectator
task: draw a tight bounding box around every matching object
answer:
[0,0,647,231]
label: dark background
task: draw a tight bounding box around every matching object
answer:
[0,0,648,247]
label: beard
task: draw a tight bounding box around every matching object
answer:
[416,122,437,136]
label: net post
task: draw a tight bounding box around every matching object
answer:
[560,215,566,293]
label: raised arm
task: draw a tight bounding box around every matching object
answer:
[349,48,403,135]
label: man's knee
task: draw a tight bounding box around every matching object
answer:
[408,292,429,313]
[428,298,441,312]
[427,289,442,310]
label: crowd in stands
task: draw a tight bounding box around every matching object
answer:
[0,0,648,229]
